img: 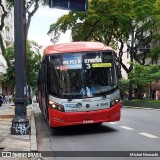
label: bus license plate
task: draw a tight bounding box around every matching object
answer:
[83,120,94,124]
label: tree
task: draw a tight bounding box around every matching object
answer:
[25,0,48,36]
[48,0,160,77]
[0,0,47,59]
[6,0,48,36]
[119,78,129,100]
[0,0,12,56]
[148,45,160,64]
[128,63,160,99]
[2,41,41,93]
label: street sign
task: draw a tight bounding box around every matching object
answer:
[49,0,88,11]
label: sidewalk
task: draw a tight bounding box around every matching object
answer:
[0,102,38,159]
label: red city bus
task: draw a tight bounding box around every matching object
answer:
[37,42,121,127]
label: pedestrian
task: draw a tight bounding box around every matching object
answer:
[13,94,15,104]
[2,94,6,103]
[9,94,12,103]
[143,91,147,100]
[132,92,135,99]
[5,95,9,104]
[29,96,32,104]
[0,94,3,107]
[27,95,32,105]
[156,90,160,100]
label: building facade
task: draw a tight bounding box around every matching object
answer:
[119,23,160,100]
[0,0,14,94]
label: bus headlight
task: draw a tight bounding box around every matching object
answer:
[49,100,65,112]
[110,98,121,107]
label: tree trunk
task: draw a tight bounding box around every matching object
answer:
[0,33,6,56]
[26,0,39,37]
[0,0,8,57]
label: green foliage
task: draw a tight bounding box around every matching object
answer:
[26,41,42,90]
[119,78,129,92]
[148,45,160,63]
[132,0,157,20]
[129,63,160,86]
[6,0,13,6]
[2,41,41,92]
[48,0,159,46]
[48,0,134,45]
[123,99,160,109]
[47,0,160,76]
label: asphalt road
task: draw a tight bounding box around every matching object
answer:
[34,104,160,160]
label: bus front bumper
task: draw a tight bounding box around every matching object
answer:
[48,103,121,127]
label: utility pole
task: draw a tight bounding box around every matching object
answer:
[11,0,30,135]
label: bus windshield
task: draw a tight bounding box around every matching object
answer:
[49,52,118,98]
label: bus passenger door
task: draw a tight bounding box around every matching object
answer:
[40,60,48,119]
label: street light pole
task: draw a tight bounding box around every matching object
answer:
[128,20,136,100]
[11,0,30,135]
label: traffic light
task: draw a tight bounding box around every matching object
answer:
[49,0,88,11]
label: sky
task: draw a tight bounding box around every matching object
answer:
[28,6,71,50]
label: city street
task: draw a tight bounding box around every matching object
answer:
[1,1,160,160]
[34,104,160,160]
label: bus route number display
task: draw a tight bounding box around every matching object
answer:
[84,56,112,69]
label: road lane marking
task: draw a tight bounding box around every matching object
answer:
[120,126,134,130]
[108,122,117,124]
[138,113,151,117]
[139,132,159,138]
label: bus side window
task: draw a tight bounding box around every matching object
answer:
[41,60,46,83]
[116,64,121,79]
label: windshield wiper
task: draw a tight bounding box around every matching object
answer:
[99,91,106,98]
[99,86,119,97]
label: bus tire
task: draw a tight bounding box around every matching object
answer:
[47,112,52,128]
[95,122,102,126]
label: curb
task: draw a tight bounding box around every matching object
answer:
[123,106,160,111]
[0,105,14,118]
[0,114,14,118]
[30,104,37,151]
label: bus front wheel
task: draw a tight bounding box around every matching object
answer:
[46,110,52,128]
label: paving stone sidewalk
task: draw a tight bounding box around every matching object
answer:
[0,103,39,160]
